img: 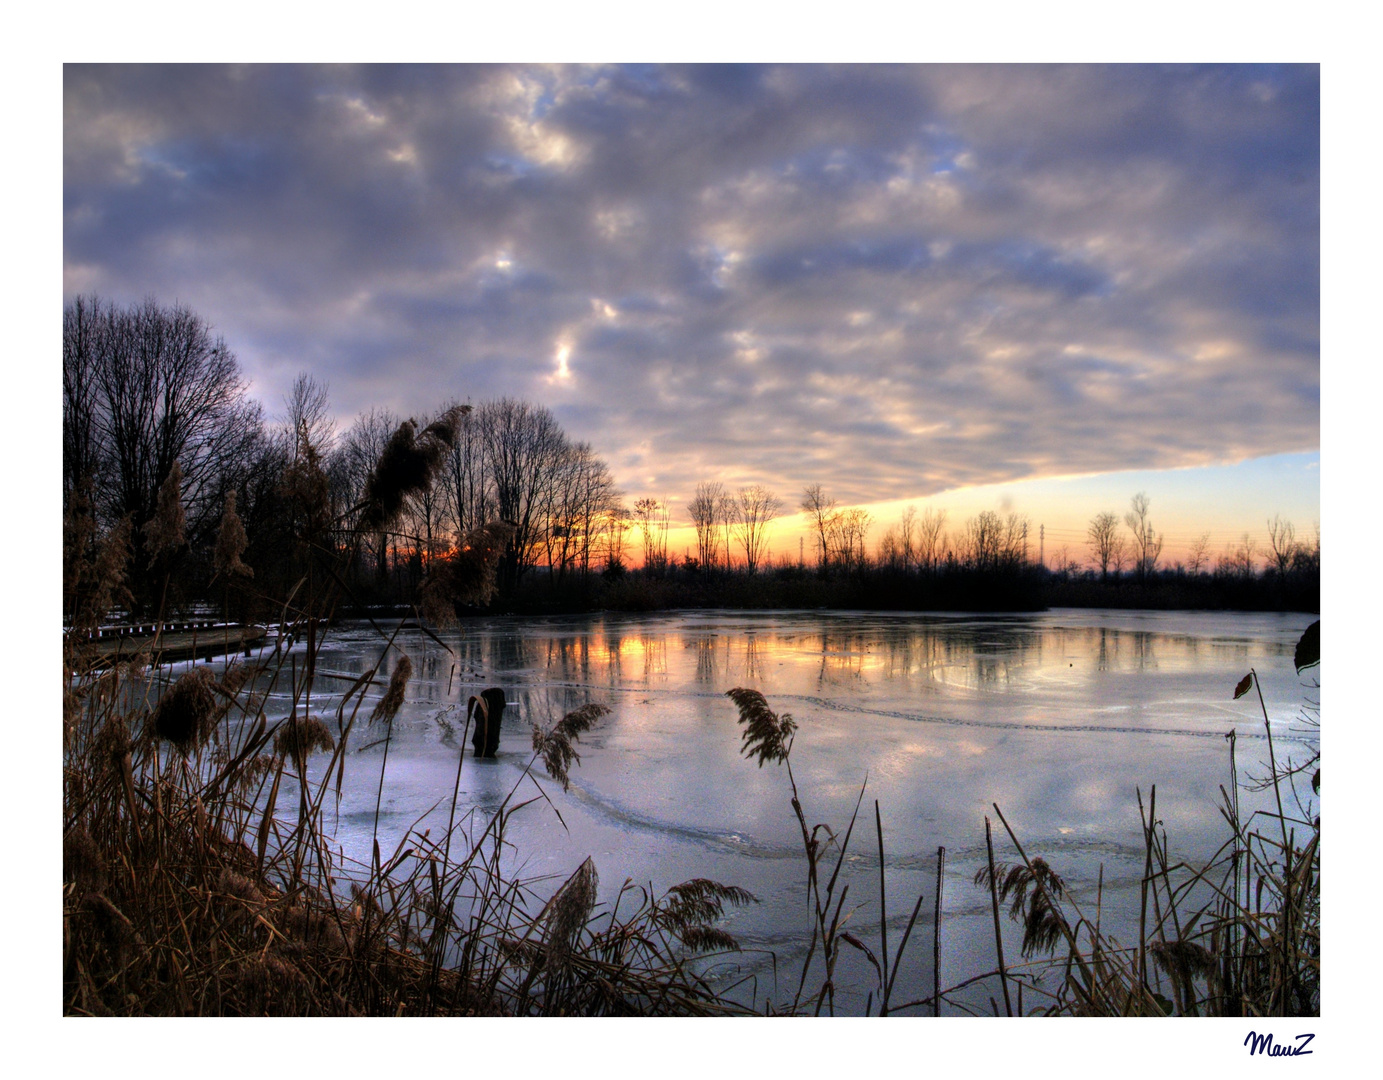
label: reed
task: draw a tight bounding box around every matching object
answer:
[721,619,1319,1017]
[63,413,755,1017]
[61,430,1318,1016]
[724,689,927,1016]
[63,608,764,1015]
[948,626,1320,1017]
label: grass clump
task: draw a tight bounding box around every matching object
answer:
[63,409,755,1016]
[63,628,757,1016]
[149,666,218,754]
[61,406,1318,1016]
[531,703,610,791]
[723,619,1320,1017]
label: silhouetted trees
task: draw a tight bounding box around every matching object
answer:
[1267,515,1297,578]
[633,497,670,576]
[1186,532,1212,575]
[1087,511,1123,581]
[543,442,618,581]
[63,296,265,608]
[1125,492,1164,584]
[62,297,633,619]
[733,485,782,573]
[688,482,725,571]
[798,486,872,574]
[63,296,1318,621]
[801,484,836,573]
[916,508,947,574]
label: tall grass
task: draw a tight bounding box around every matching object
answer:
[65,617,1320,1016]
[62,423,1318,1015]
[63,614,767,1015]
[63,418,757,1017]
[722,620,1320,1017]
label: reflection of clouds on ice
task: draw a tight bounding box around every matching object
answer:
[238,607,1315,1013]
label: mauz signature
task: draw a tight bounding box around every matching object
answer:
[1244,1032,1315,1058]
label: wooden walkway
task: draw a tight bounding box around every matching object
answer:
[75,623,269,667]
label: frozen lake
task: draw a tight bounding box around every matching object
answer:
[238,607,1319,1014]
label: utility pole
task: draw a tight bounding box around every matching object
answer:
[1039,524,1045,570]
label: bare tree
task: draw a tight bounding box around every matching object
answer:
[876,526,901,569]
[899,505,918,571]
[337,408,396,582]
[272,373,341,575]
[63,295,105,507]
[1110,539,1129,577]
[571,444,617,577]
[734,485,782,573]
[800,484,837,572]
[481,398,569,590]
[961,511,1002,571]
[1267,515,1297,577]
[1002,512,1030,568]
[716,489,737,571]
[543,441,610,581]
[601,503,631,571]
[916,508,948,573]
[438,400,493,544]
[962,510,1028,572]
[839,507,872,572]
[1124,492,1164,584]
[653,498,670,573]
[1186,532,1212,575]
[283,373,336,462]
[1087,511,1122,581]
[1218,534,1257,580]
[400,405,463,583]
[633,497,669,575]
[1291,521,1320,576]
[64,296,265,606]
[687,481,724,571]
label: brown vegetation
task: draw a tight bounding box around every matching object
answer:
[61,296,1320,1016]
[722,621,1319,1016]
[62,392,757,1017]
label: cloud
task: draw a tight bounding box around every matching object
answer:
[64,63,1318,507]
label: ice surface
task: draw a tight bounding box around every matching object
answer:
[230,607,1318,1014]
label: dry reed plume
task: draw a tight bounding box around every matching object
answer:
[143,461,185,566]
[370,654,412,725]
[420,519,514,627]
[65,408,758,1017]
[359,406,467,532]
[655,880,756,954]
[150,666,218,754]
[272,714,336,762]
[64,502,132,636]
[725,687,796,766]
[280,434,333,545]
[531,703,610,791]
[973,858,1068,958]
[213,489,253,579]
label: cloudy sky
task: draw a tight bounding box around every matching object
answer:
[63,63,1319,559]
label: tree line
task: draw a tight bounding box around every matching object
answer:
[63,296,636,621]
[64,296,1318,622]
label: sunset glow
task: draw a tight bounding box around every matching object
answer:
[63,64,1318,563]
[51,46,1338,1035]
